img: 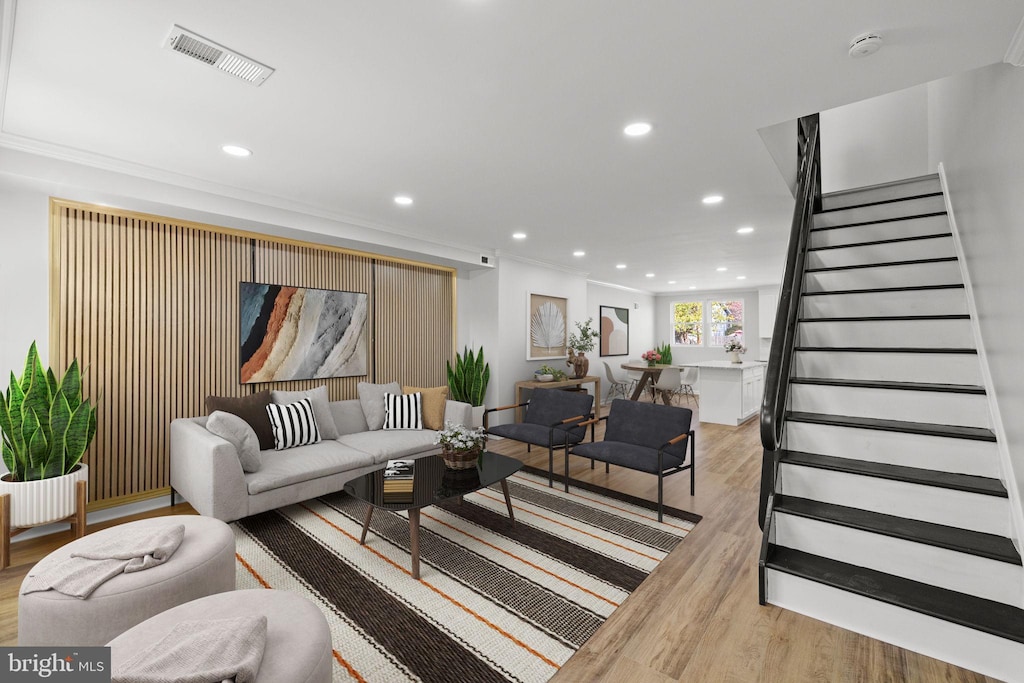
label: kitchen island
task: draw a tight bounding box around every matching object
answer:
[695,360,766,426]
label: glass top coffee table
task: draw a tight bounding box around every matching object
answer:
[343,451,523,579]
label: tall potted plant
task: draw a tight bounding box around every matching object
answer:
[447,346,490,426]
[0,342,96,528]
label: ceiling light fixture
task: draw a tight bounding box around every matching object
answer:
[573,250,585,257]
[512,232,527,240]
[645,273,655,278]
[623,122,652,137]
[737,226,754,234]
[702,194,724,205]
[221,144,251,157]
[716,267,727,272]
[394,195,414,206]
[668,280,677,285]
[689,286,697,290]
[737,275,747,280]
[616,264,627,269]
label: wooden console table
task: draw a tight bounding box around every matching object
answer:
[514,375,602,422]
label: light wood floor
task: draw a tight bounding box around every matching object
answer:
[0,400,998,682]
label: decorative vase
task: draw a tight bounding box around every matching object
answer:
[729,351,742,364]
[570,352,589,379]
[442,447,482,470]
[0,464,88,528]
[647,360,656,367]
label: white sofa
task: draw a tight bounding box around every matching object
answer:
[170,398,471,522]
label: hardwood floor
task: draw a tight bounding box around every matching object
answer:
[0,400,998,682]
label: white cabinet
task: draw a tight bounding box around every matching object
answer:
[758,287,779,338]
[696,362,766,426]
[741,365,765,418]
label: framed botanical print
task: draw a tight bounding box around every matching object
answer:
[527,292,568,360]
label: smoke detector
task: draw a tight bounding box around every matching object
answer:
[849,32,883,58]
[163,25,274,86]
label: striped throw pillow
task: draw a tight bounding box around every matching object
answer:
[266,398,321,450]
[384,392,422,430]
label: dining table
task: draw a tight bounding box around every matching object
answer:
[620,362,679,404]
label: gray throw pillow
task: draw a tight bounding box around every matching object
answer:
[357,381,401,431]
[271,385,339,439]
[207,411,262,473]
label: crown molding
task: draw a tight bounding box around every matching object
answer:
[586,279,654,295]
[1005,13,1024,66]
[496,252,590,278]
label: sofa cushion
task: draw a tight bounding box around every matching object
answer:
[357,381,401,430]
[244,441,374,495]
[402,385,448,430]
[488,422,585,448]
[206,390,275,450]
[572,440,686,474]
[206,411,261,473]
[271,385,339,439]
[337,430,440,464]
[330,399,370,435]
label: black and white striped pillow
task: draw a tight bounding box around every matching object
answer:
[266,398,321,450]
[384,392,422,430]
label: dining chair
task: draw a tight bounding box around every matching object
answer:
[602,361,631,402]
[679,366,699,406]
[652,367,683,405]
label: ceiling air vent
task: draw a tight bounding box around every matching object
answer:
[163,25,274,86]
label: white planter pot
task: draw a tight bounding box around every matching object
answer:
[0,464,88,528]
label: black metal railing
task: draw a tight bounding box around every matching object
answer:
[758,113,821,533]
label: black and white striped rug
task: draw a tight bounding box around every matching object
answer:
[232,466,701,683]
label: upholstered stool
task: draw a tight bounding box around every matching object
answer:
[19,514,235,646]
[107,589,332,683]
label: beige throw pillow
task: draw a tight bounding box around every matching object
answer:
[403,385,448,430]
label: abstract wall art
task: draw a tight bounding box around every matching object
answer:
[527,292,568,360]
[599,305,630,356]
[240,282,368,383]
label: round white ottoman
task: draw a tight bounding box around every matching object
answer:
[19,514,235,646]
[107,589,332,683]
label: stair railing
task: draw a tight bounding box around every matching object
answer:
[758,113,820,529]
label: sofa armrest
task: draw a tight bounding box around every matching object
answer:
[170,418,249,522]
[443,400,473,427]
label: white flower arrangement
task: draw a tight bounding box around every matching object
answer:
[723,336,746,353]
[434,421,487,453]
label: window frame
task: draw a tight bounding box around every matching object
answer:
[670,297,745,348]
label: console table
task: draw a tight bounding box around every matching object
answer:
[514,375,602,422]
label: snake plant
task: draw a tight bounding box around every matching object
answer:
[446,346,490,407]
[0,342,97,482]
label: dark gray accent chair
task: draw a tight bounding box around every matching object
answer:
[485,388,595,487]
[569,399,695,522]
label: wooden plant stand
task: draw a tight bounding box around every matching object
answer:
[0,480,88,570]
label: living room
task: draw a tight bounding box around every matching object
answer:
[3,2,1024,682]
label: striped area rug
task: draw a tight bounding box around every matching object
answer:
[232,466,701,683]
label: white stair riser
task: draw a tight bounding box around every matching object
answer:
[810,214,950,248]
[783,422,1001,478]
[805,260,963,291]
[778,464,1008,536]
[814,195,947,229]
[820,176,942,211]
[788,384,990,428]
[801,288,968,318]
[774,513,1022,606]
[806,236,954,269]
[793,351,982,385]
[765,570,1024,682]
[797,318,974,349]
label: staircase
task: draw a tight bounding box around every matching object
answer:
[760,172,1024,680]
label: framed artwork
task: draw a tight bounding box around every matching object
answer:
[240,282,368,383]
[527,292,568,360]
[599,305,630,356]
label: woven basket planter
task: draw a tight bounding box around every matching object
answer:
[442,447,481,471]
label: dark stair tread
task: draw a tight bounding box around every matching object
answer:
[790,377,986,395]
[779,450,1006,497]
[786,412,996,442]
[765,546,1024,644]
[798,314,969,322]
[805,256,958,273]
[795,346,977,354]
[808,232,952,251]
[802,284,965,296]
[774,495,1020,565]
[815,192,945,213]
[810,211,948,232]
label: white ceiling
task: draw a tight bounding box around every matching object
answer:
[2,0,1022,292]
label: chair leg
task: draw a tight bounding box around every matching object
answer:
[565,450,570,493]
[605,462,609,473]
[657,473,664,523]
[591,459,595,469]
[547,447,553,487]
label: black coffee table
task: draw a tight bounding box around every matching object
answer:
[343,451,523,579]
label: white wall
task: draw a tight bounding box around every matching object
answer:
[927,61,1024,533]
[654,288,762,364]
[820,84,931,193]
[586,281,655,400]
[455,266,500,409]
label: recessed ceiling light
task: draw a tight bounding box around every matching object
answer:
[623,122,652,137]
[616,264,627,269]
[645,273,655,278]
[689,286,697,290]
[394,195,413,206]
[716,267,727,272]
[737,226,754,234]
[702,195,724,205]
[668,280,676,285]
[573,250,585,257]
[221,144,251,157]
[512,232,527,240]
[737,275,747,280]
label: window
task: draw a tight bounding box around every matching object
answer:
[672,299,743,347]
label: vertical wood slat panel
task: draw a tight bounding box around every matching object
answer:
[52,201,455,507]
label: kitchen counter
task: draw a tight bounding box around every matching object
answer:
[694,360,766,370]
[696,362,766,426]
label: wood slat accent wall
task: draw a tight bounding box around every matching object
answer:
[49,199,455,508]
